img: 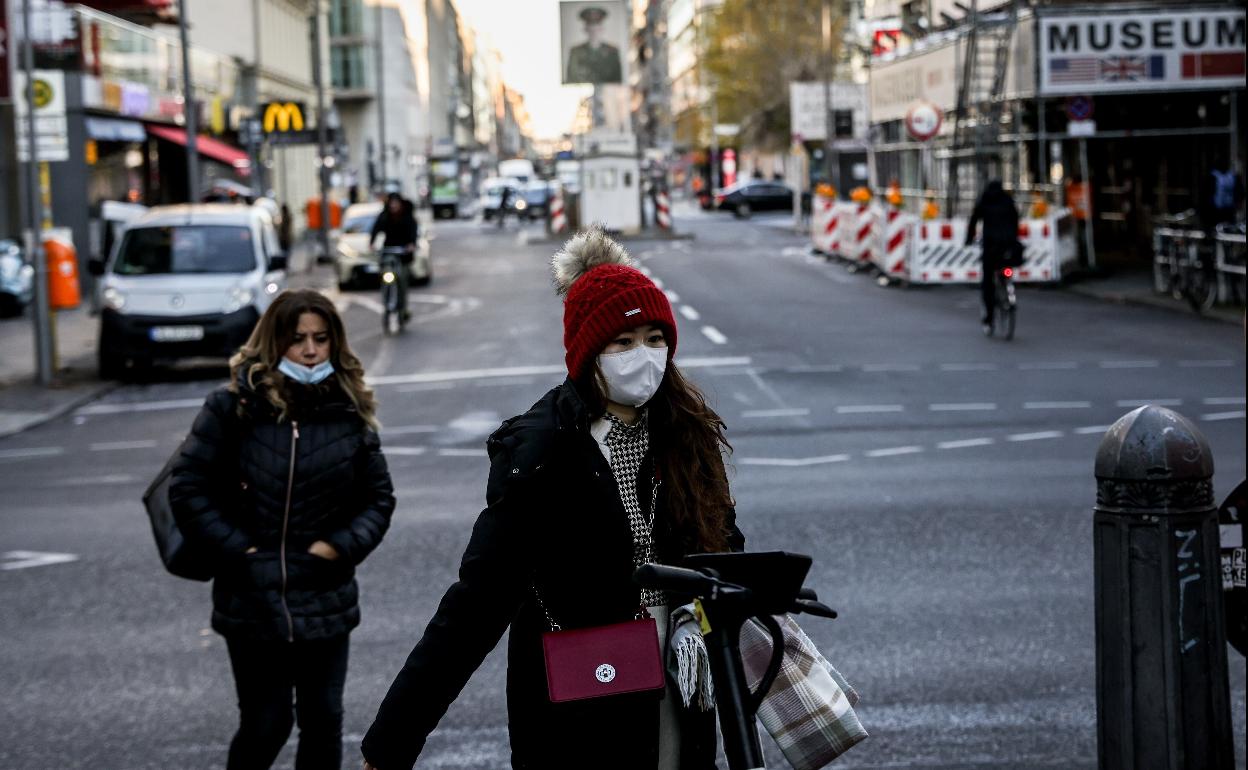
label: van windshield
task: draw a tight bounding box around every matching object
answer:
[114,225,256,275]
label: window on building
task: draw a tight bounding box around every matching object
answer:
[833,110,854,138]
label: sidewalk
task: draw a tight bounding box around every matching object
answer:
[0,305,114,438]
[1062,268,1244,325]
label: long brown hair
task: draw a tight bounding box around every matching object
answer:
[581,361,735,553]
[229,289,378,429]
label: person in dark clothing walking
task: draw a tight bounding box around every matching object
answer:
[360,226,745,770]
[965,180,1020,332]
[171,289,395,770]
[370,193,419,318]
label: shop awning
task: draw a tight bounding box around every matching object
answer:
[146,124,251,176]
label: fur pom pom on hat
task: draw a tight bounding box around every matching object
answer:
[552,225,677,380]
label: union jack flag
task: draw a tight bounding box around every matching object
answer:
[1099,55,1165,82]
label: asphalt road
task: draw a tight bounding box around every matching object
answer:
[1,209,1244,769]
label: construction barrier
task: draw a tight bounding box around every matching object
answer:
[848,203,877,266]
[909,210,1076,285]
[809,193,836,254]
[549,188,568,235]
[655,190,672,231]
[873,207,918,279]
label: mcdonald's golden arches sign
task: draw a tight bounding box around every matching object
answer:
[261,102,306,133]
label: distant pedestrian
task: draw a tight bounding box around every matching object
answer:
[966,180,1020,332]
[278,203,294,252]
[360,226,745,770]
[1203,158,1245,230]
[1064,173,1092,267]
[170,289,395,770]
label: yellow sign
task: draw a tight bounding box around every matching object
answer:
[262,102,305,133]
[84,140,98,165]
[32,78,53,109]
[210,97,227,135]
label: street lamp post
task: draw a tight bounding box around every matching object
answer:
[177,0,199,201]
[311,5,332,263]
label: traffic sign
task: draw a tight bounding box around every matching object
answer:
[1065,95,1094,122]
[15,69,68,162]
[904,101,942,142]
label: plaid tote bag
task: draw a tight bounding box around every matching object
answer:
[739,614,868,769]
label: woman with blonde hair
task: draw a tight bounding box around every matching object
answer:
[171,288,395,770]
[360,227,743,770]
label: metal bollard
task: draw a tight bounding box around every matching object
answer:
[1094,405,1234,769]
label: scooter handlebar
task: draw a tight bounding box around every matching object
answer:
[633,564,719,596]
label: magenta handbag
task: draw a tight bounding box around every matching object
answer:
[541,616,665,702]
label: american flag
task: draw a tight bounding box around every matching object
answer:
[1050,57,1099,84]
[1100,55,1165,82]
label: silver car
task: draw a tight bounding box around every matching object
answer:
[0,239,34,318]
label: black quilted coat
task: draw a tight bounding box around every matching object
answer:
[170,372,395,642]
[361,379,744,770]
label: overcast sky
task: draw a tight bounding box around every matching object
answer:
[454,0,594,140]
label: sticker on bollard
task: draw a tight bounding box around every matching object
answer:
[1218,478,1247,656]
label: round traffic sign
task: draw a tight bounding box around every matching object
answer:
[32,78,53,109]
[905,101,942,142]
[1066,95,1094,122]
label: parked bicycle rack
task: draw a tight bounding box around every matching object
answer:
[1214,230,1246,304]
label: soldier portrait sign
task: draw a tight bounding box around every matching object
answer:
[560,1,627,85]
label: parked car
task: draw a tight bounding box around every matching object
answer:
[0,239,33,318]
[333,201,431,289]
[88,204,287,378]
[478,177,526,221]
[714,180,795,217]
[521,180,555,220]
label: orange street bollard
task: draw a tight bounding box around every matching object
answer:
[45,236,81,310]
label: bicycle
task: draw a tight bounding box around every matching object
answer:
[635,552,839,770]
[983,266,1017,340]
[1153,211,1218,314]
[378,247,409,335]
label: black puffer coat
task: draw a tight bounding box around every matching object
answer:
[170,372,395,642]
[362,379,744,770]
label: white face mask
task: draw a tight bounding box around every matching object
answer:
[278,357,335,385]
[598,345,668,407]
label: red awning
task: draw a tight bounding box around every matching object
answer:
[146,124,251,177]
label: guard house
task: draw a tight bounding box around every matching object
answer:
[866,0,1245,268]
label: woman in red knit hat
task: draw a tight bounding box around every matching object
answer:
[360,225,744,770]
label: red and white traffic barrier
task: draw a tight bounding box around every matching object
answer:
[908,209,1076,284]
[809,194,836,254]
[549,189,568,234]
[872,207,917,278]
[848,203,877,265]
[656,190,672,231]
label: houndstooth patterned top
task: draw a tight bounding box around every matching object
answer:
[603,411,665,606]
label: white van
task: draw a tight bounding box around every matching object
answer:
[90,204,287,377]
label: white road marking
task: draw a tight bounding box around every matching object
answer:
[1024,401,1092,410]
[1116,399,1182,408]
[664,290,680,303]
[473,376,538,388]
[783,364,844,374]
[385,446,428,456]
[836,404,904,414]
[738,454,850,467]
[396,382,457,392]
[381,425,439,436]
[1008,431,1065,442]
[0,446,64,461]
[865,446,923,458]
[61,474,137,486]
[1074,425,1114,435]
[1201,410,1246,422]
[701,326,728,345]
[1179,359,1235,368]
[76,398,203,416]
[89,440,159,452]
[1099,360,1159,369]
[741,408,811,418]
[1204,397,1246,406]
[937,438,995,449]
[369,357,751,387]
[1,551,79,571]
[678,306,701,321]
[940,363,998,372]
[438,448,489,457]
[862,363,921,373]
[929,403,997,412]
[1018,362,1079,370]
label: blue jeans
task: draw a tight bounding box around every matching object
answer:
[225,635,349,770]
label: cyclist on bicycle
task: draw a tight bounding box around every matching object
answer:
[965,180,1019,334]
[370,193,418,320]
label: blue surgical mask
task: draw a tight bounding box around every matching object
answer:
[278,357,335,385]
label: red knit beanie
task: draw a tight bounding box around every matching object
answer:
[552,226,677,380]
